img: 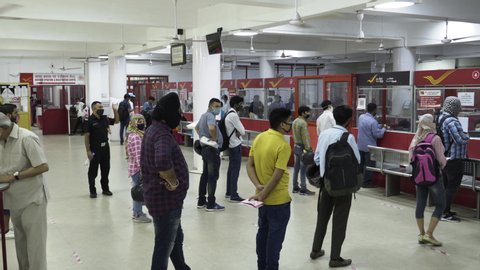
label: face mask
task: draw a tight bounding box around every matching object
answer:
[304,113,310,119]
[136,124,145,130]
[96,109,104,116]
[15,115,20,123]
[165,112,182,129]
[212,108,221,115]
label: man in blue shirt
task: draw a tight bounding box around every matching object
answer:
[311,105,360,268]
[437,96,469,222]
[195,98,224,211]
[357,103,386,188]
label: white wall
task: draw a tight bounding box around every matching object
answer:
[416,59,455,70]
[0,58,85,82]
[126,62,192,82]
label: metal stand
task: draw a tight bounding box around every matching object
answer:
[385,174,401,197]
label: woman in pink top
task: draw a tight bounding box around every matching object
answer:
[126,114,151,223]
[409,114,446,246]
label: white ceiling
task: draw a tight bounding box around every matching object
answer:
[1,0,480,65]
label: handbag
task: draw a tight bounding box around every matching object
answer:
[131,183,144,202]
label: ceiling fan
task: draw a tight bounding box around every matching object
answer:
[280,50,293,59]
[441,18,480,44]
[289,0,304,26]
[249,36,255,54]
[148,0,184,43]
[0,3,22,19]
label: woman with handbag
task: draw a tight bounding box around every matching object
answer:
[126,114,152,223]
[408,114,446,246]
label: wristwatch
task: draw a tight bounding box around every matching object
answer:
[13,171,19,180]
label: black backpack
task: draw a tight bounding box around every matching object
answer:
[323,132,362,197]
[435,113,454,155]
[218,110,236,152]
[118,100,130,122]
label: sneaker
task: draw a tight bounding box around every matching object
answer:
[229,196,245,203]
[448,211,457,216]
[102,190,113,196]
[90,193,97,198]
[310,250,325,260]
[4,229,14,239]
[423,234,442,246]
[292,187,300,193]
[133,214,152,223]
[300,189,315,196]
[441,214,460,222]
[206,203,225,212]
[197,200,207,209]
[418,234,426,244]
[329,257,352,268]
[225,194,230,199]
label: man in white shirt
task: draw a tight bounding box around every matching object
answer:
[311,105,360,268]
[225,95,246,202]
[72,98,86,135]
[316,100,336,136]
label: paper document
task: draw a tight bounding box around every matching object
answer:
[240,199,264,208]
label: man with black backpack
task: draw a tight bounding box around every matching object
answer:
[224,95,246,202]
[310,105,361,268]
[437,96,470,222]
[118,93,134,145]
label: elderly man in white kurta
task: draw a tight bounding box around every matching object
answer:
[0,112,49,270]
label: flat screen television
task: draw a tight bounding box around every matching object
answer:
[206,32,223,55]
[170,43,187,66]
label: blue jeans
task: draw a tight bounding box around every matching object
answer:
[415,177,446,219]
[257,202,291,270]
[151,208,190,270]
[292,145,306,190]
[198,146,221,207]
[226,145,242,198]
[360,151,375,185]
[131,172,144,217]
[120,120,129,144]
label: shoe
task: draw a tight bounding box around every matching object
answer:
[448,211,457,216]
[362,183,376,188]
[102,190,113,196]
[197,199,207,209]
[418,234,426,244]
[225,194,230,199]
[133,214,152,223]
[229,196,245,203]
[292,187,300,193]
[329,257,352,268]
[90,193,97,198]
[206,203,225,212]
[4,228,14,239]
[441,213,460,222]
[300,189,315,196]
[423,234,442,246]
[310,250,325,260]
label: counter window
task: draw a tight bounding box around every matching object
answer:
[239,89,266,119]
[298,79,324,121]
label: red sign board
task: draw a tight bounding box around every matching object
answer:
[418,89,442,108]
[221,80,235,88]
[415,68,480,86]
[265,77,295,88]
[178,81,192,91]
[236,78,263,89]
[162,82,177,89]
[19,73,34,85]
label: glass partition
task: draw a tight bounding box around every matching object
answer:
[298,79,324,122]
[239,89,266,119]
[326,82,348,108]
[266,88,294,116]
[357,86,413,132]
[415,86,480,137]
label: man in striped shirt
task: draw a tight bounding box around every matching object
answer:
[437,96,470,222]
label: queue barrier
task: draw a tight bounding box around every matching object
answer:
[367,145,480,219]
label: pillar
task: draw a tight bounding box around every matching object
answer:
[191,36,221,172]
[108,56,127,141]
[259,57,275,78]
[392,47,416,116]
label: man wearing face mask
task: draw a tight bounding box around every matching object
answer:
[0,112,50,270]
[292,106,315,195]
[84,101,119,198]
[195,98,224,211]
[225,95,246,202]
[141,92,191,270]
[357,102,386,188]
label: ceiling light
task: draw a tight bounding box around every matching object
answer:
[125,54,140,59]
[232,29,258,37]
[370,0,420,9]
[98,55,109,59]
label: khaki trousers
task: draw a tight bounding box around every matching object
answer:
[11,199,47,270]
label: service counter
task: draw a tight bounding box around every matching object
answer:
[351,128,480,209]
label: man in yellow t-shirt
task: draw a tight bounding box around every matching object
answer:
[247,108,292,270]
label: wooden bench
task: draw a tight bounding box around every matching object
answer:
[367,145,480,219]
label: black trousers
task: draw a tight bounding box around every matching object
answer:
[442,159,463,213]
[72,116,84,134]
[312,189,352,259]
[88,145,111,194]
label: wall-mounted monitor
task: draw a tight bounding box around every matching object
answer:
[206,32,223,55]
[170,43,187,66]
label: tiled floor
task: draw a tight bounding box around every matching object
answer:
[2,132,480,270]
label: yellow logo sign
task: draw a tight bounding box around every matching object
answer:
[423,70,456,85]
[240,80,251,88]
[268,78,283,88]
[367,74,378,84]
